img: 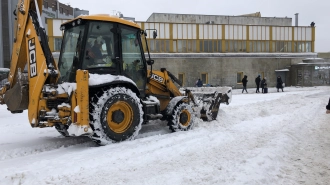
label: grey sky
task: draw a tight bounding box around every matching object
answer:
[60,0,329,52]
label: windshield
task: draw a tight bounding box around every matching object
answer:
[82,21,115,70]
[58,25,85,82]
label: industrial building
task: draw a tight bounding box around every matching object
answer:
[135,13,317,88]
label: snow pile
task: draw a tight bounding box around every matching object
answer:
[67,123,93,136]
[56,83,76,95]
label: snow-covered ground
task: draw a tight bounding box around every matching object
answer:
[0,86,330,185]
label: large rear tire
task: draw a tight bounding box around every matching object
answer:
[168,102,195,132]
[90,87,143,145]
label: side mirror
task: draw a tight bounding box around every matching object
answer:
[153,31,157,39]
[147,59,154,65]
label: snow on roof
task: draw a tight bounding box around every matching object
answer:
[0,68,10,72]
[275,69,289,72]
[304,58,324,60]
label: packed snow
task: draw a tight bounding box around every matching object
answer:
[89,73,135,86]
[0,86,330,185]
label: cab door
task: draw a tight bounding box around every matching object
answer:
[118,24,147,96]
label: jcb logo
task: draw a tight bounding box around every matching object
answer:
[151,73,164,83]
[28,38,37,78]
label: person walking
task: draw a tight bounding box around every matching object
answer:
[261,77,267,93]
[255,75,261,93]
[242,75,248,93]
[276,75,284,92]
[326,98,330,114]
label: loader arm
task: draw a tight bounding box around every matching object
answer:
[146,67,232,121]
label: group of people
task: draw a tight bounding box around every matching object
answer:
[242,75,284,93]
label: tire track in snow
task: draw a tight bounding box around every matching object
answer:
[0,136,94,161]
[0,120,172,162]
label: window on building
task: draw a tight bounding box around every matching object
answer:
[149,40,155,52]
[177,40,186,52]
[51,3,57,11]
[225,40,244,52]
[173,40,177,52]
[201,40,213,52]
[178,73,185,86]
[54,38,62,51]
[272,41,293,52]
[60,7,64,14]
[217,40,222,52]
[201,73,208,84]
[155,40,160,52]
[166,40,170,52]
[306,42,312,52]
[237,72,243,83]
[44,1,48,8]
[187,40,196,52]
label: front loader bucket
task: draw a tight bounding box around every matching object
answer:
[182,87,232,121]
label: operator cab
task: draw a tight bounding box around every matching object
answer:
[57,15,147,92]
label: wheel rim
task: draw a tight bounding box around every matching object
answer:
[179,109,191,126]
[106,101,133,133]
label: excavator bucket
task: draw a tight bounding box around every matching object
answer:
[182,87,232,121]
[3,71,29,113]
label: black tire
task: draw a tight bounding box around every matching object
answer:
[168,102,195,132]
[90,87,143,145]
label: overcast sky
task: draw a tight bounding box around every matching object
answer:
[60,0,330,52]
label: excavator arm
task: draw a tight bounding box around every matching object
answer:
[0,0,59,121]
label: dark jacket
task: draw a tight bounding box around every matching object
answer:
[261,79,267,88]
[326,98,330,110]
[255,76,261,85]
[276,77,283,89]
[197,79,203,87]
[242,76,248,86]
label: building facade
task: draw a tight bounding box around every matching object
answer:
[137,13,317,87]
[138,13,315,54]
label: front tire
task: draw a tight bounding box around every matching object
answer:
[168,102,195,132]
[90,87,143,145]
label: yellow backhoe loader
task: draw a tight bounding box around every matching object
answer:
[0,0,231,145]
